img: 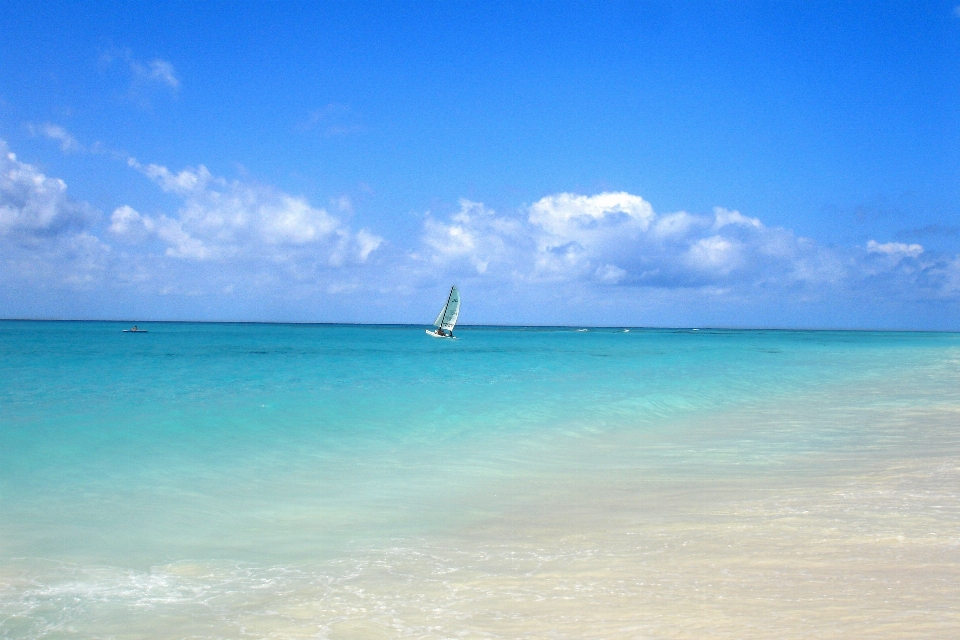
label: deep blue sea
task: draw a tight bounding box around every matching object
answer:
[2,322,958,638]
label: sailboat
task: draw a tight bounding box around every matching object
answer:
[427,285,460,339]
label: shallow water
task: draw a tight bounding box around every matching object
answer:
[1,322,958,638]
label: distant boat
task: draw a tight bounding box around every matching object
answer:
[122,326,148,333]
[426,286,460,339]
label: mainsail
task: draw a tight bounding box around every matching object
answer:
[433,286,460,332]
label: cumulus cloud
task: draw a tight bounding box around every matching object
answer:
[421,199,529,275]
[528,192,655,279]
[125,159,382,265]
[0,140,96,238]
[686,235,739,275]
[530,192,655,234]
[108,205,154,241]
[2,137,384,304]
[0,140,111,290]
[526,194,809,286]
[419,192,841,291]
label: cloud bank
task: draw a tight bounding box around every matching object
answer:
[420,193,834,289]
[417,192,960,313]
[0,138,383,308]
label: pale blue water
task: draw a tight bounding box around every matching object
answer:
[2,322,959,638]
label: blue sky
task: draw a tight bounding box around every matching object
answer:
[2,1,960,328]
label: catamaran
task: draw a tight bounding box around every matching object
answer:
[427,285,460,339]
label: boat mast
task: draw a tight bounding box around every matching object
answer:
[442,285,454,335]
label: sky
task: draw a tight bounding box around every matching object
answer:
[2,1,960,328]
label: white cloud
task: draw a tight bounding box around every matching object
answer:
[866,239,924,258]
[108,205,154,240]
[420,196,960,318]
[100,49,180,101]
[419,192,838,290]
[0,140,95,237]
[421,199,528,275]
[2,139,384,303]
[328,229,385,267]
[26,123,80,153]
[652,211,697,238]
[526,192,654,280]
[355,229,384,261]
[0,140,111,289]
[530,192,654,250]
[155,216,212,260]
[685,235,739,274]
[140,59,179,90]
[595,263,627,284]
[713,207,762,230]
[125,160,382,265]
[856,238,953,300]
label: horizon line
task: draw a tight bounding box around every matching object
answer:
[0,318,955,333]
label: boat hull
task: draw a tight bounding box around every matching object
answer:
[426,329,455,339]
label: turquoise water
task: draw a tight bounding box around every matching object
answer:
[2,322,959,638]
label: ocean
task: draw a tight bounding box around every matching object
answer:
[1,321,958,638]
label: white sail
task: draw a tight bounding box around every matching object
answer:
[433,286,460,332]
